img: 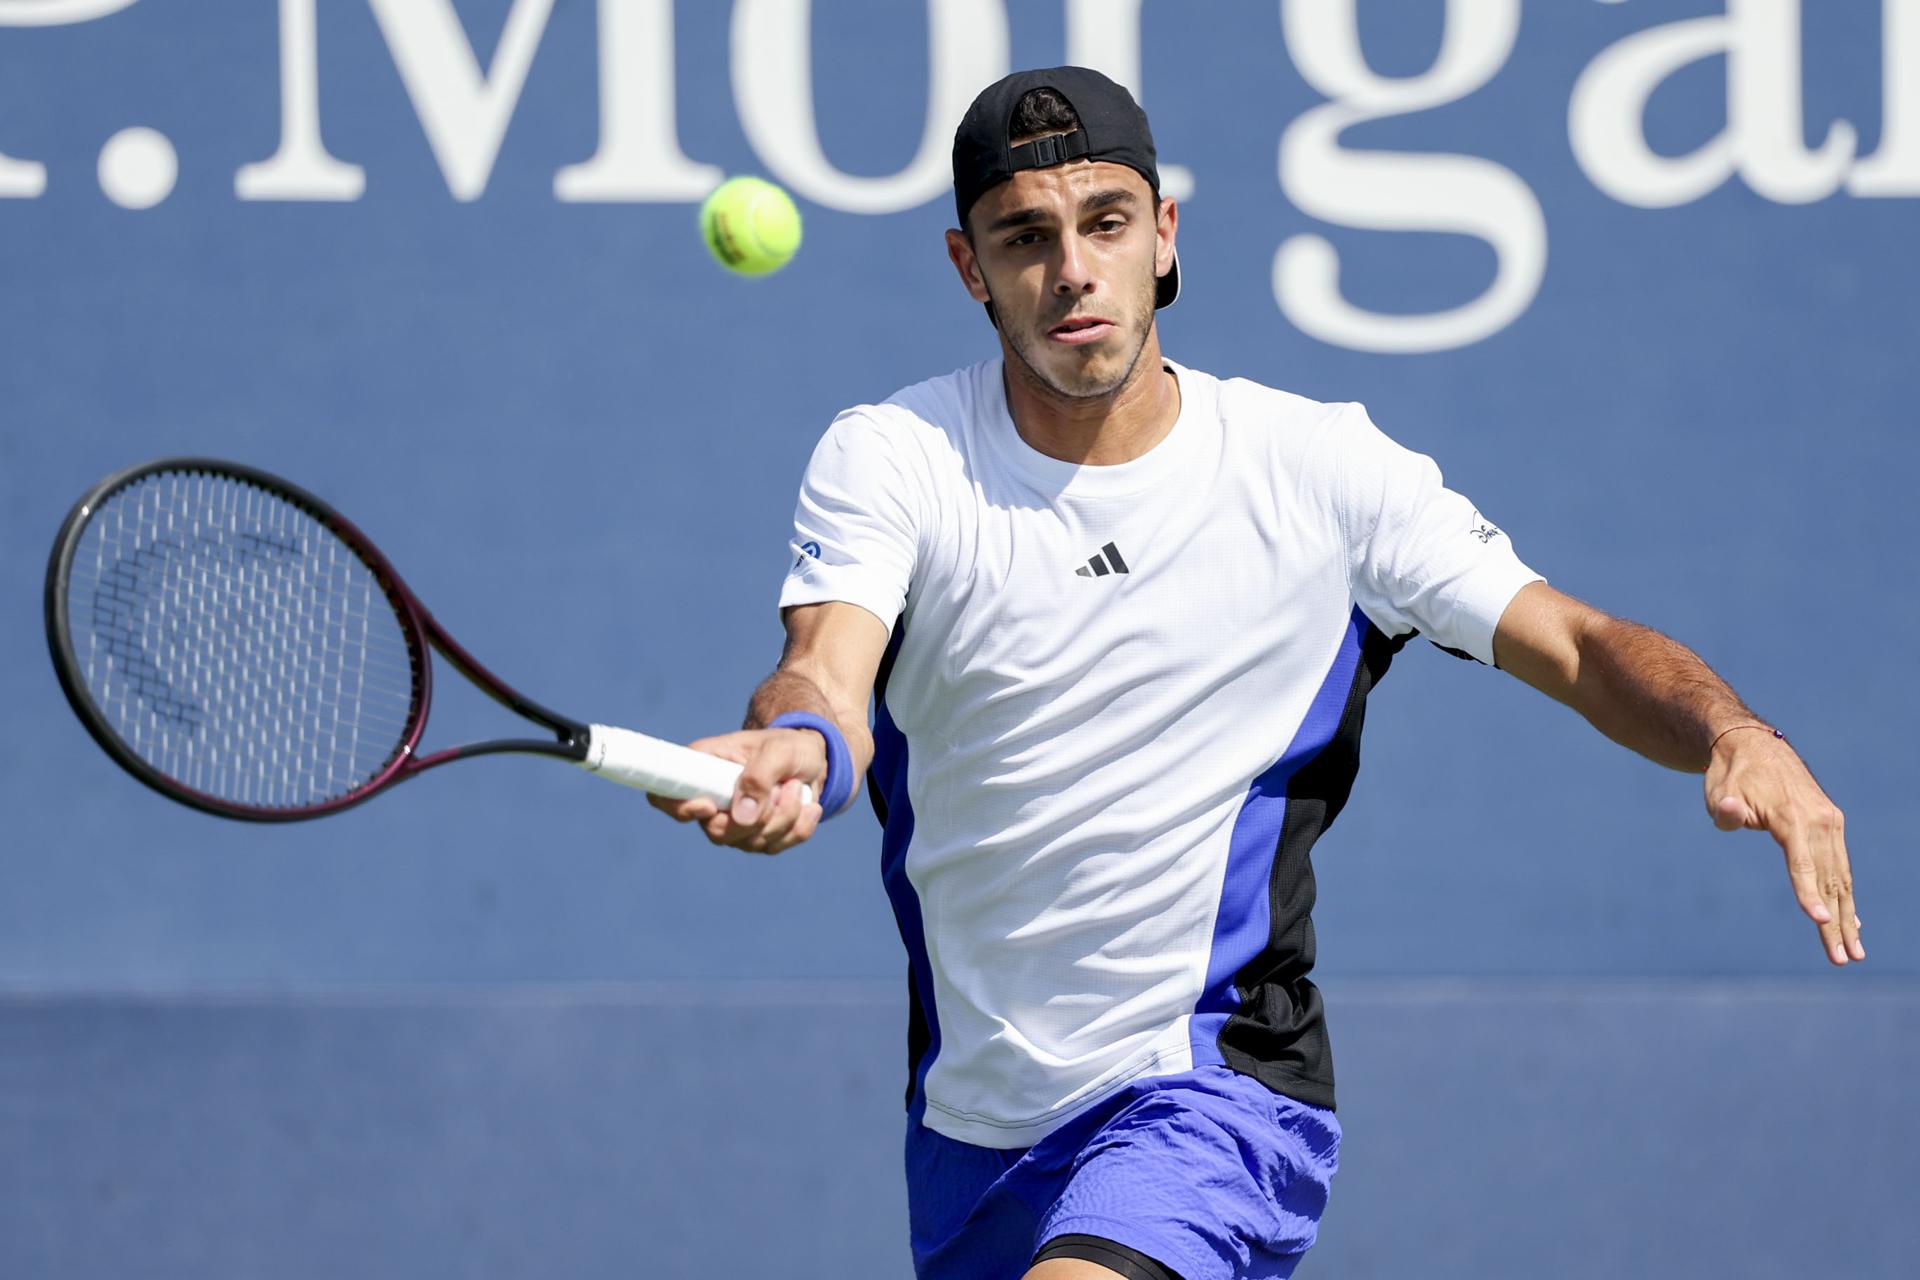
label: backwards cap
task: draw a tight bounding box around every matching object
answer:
[951,66,1179,309]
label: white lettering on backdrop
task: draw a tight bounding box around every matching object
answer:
[364,0,557,202]
[1846,0,1920,195]
[235,0,364,200]
[4,0,1916,348]
[1573,0,1919,203]
[1063,0,1192,202]
[1274,0,1547,354]
[1571,0,1856,206]
[0,145,43,199]
[0,0,135,23]
[0,0,142,196]
[731,0,1007,214]
[553,0,722,202]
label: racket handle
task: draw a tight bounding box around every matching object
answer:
[580,724,814,809]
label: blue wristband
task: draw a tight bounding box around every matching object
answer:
[770,712,856,817]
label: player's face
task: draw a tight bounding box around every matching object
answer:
[949,161,1176,401]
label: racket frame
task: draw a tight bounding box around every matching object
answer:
[45,457,595,823]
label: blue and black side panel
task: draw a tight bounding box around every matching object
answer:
[870,619,939,1111]
[1191,607,1409,1111]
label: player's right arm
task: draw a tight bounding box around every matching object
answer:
[647,600,889,854]
[659,403,919,852]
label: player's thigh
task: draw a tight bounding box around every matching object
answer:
[1024,1260,1146,1280]
[1025,1234,1183,1280]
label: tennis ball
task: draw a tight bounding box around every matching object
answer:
[699,176,802,277]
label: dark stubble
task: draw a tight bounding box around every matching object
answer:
[991,265,1158,403]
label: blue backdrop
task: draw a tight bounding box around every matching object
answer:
[2,2,1914,1276]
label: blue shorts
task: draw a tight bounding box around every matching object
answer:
[906,1066,1339,1280]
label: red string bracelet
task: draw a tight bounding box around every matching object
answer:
[1709,723,1787,755]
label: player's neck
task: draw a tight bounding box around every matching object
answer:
[1001,330,1180,467]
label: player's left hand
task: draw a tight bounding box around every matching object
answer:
[1705,728,1863,967]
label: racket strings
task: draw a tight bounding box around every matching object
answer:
[67,471,418,809]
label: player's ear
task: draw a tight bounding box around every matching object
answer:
[1154,196,1178,280]
[945,227,992,305]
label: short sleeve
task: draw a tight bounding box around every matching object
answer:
[1334,404,1544,666]
[777,408,921,633]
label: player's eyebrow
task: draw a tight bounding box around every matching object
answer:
[985,187,1142,234]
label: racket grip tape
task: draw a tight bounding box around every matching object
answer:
[580,725,814,808]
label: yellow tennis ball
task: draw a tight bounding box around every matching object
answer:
[699,176,802,277]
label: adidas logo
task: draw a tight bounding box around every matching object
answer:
[1074,542,1130,578]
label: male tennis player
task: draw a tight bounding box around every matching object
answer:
[651,67,1862,1280]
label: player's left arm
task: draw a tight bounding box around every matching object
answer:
[1490,580,1863,967]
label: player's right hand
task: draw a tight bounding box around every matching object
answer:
[646,727,827,855]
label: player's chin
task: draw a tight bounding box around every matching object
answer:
[1036,347,1133,398]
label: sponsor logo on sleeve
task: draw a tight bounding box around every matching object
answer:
[1469,511,1504,544]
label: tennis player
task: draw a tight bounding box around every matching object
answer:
[651,67,1862,1280]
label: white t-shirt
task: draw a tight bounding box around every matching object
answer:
[779,356,1543,1149]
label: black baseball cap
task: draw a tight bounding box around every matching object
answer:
[952,66,1180,310]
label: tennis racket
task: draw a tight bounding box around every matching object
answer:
[43,458,776,822]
